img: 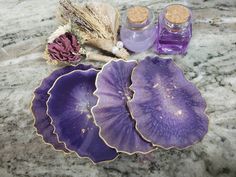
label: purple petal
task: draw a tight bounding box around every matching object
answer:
[50,53,61,61]
[71,34,80,51]
[63,37,72,51]
[48,44,60,53]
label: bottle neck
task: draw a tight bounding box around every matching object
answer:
[161,4,192,33]
[127,18,150,29]
[124,7,155,31]
[159,15,192,33]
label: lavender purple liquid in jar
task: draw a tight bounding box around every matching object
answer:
[120,6,157,53]
[155,4,192,55]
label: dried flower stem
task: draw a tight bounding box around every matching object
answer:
[86,52,118,62]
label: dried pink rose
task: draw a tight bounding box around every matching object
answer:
[47,32,81,63]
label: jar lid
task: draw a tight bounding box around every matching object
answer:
[127,6,149,24]
[164,4,190,24]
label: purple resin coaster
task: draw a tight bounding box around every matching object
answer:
[92,60,154,154]
[31,64,92,152]
[128,57,208,149]
[47,69,118,163]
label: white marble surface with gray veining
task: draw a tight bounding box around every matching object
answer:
[0,0,236,177]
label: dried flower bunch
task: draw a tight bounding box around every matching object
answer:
[58,0,129,59]
[44,23,120,65]
[43,0,129,65]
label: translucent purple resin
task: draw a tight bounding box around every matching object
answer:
[155,5,192,55]
[31,64,92,152]
[47,69,118,163]
[92,60,154,154]
[128,57,208,149]
[120,7,157,53]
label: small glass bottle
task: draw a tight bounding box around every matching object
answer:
[120,6,157,53]
[155,4,192,55]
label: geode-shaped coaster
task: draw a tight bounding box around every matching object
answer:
[31,64,92,152]
[92,60,154,154]
[47,69,118,163]
[128,57,209,149]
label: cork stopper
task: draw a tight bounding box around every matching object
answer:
[127,6,149,24]
[165,4,190,24]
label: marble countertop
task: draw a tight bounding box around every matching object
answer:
[0,0,236,177]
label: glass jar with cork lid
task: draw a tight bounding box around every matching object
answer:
[155,4,192,55]
[120,6,157,53]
